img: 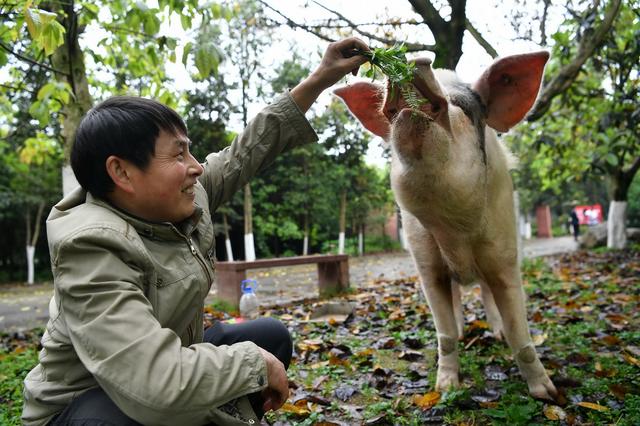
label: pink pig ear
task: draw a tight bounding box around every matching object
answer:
[333,82,390,140]
[472,51,549,132]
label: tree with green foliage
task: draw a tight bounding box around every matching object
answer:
[1,0,232,193]
[507,1,639,248]
[222,0,273,260]
[313,98,372,254]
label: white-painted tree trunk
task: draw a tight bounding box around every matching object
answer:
[26,245,35,284]
[358,228,364,256]
[338,232,345,254]
[62,165,79,196]
[225,238,234,261]
[607,201,627,249]
[303,235,309,256]
[399,225,408,250]
[244,233,256,261]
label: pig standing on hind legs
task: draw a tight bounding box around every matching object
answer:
[334,51,558,401]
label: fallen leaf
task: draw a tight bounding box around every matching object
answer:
[576,402,609,412]
[609,384,628,400]
[544,404,567,420]
[413,391,440,409]
[334,384,357,401]
[280,402,311,417]
[399,350,423,361]
[622,353,640,367]
[532,332,547,346]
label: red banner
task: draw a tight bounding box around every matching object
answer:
[574,204,603,225]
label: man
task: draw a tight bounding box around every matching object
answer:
[22,37,369,426]
[570,208,580,241]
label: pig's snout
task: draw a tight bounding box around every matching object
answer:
[382,58,448,125]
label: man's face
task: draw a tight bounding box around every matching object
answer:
[127,130,204,223]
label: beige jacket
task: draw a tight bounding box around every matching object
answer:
[22,93,317,426]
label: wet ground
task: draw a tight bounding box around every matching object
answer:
[0,236,578,332]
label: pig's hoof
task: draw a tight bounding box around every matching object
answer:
[435,367,460,391]
[528,376,558,401]
[492,328,504,341]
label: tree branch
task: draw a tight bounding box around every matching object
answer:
[311,0,432,51]
[624,155,640,181]
[258,0,434,52]
[465,18,498,58]
[527,0,622,122]
[408,0,446,34]
[0,82,38,94]
[0,41,70,76]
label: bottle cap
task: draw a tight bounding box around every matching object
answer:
[241,279,257,294]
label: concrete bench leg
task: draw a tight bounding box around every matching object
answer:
[317,260,349,298]
[216,267,247,309]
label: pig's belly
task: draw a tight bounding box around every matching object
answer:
[439,247,480,285]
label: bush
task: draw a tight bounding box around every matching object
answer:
[320,235,401,255]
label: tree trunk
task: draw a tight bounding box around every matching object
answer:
[338,191,347,254]
[25,202,45,284]
[358,223,364,256]
[49,0,94,195]
[302,212,309,255]
[244,184,256,261]
[607,201,627,249]
[223,212,234,261]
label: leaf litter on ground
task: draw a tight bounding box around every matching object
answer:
[1,247,639,425]
[262,246,639,425]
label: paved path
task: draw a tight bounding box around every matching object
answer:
[0,237,578,332]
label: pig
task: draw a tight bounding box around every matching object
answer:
[334,51,557,401]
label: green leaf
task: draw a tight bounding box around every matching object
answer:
[194,43,220,78]
[39,22,65,55]
[181,14,192,30]
[182,41,193,66]
[605,153,618,166]
[143,14,161,35]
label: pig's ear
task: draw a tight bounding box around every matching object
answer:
[472,51,549,132]
[333,82,390,140]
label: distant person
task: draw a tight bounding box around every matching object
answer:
[570,209,580,241]
[21,37,369,426]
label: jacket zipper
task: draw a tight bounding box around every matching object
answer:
[187,237,213,286]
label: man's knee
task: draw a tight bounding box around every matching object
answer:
[256,317,292,368]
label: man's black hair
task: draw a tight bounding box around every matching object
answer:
[71,96,187,199]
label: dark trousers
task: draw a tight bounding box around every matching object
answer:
[49,317,292,425]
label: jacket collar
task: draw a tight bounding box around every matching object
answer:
[84,191,203,241]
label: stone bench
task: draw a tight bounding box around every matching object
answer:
[216,254,349,308]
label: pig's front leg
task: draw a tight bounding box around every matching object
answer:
[485,268,558,400]
[403,214,460,391]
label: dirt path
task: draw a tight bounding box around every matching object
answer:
[0,237,578,332]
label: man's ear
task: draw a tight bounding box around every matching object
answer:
[105,155,135,194]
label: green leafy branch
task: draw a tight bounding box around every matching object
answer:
[358,44,428,111]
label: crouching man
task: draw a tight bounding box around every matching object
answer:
[22,38,368,426]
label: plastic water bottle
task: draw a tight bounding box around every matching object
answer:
[239,279,259,320]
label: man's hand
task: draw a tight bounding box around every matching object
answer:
[257,347,289,412]
[312,37,370,89]
[290,37,369,113]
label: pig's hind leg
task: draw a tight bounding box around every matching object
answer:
[403,216,461,391]
[479,281,504,340]
[451,282,465,339]
[484,268,558,401]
